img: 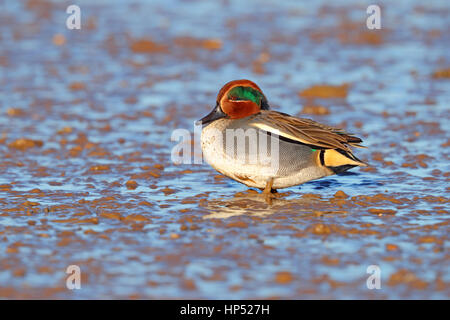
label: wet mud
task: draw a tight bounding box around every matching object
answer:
[0,0,449,298]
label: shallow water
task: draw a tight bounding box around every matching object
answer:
[0,0,449,299]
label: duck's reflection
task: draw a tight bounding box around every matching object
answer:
[201,189,323,219]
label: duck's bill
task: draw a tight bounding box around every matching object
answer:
[195,105,227,126]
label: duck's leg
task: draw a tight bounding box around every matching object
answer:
[262,178,276,204]
[262,178,275,194]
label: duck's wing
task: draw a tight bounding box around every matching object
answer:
[248,110,367,167]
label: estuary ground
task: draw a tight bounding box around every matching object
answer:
[0,0,449,299]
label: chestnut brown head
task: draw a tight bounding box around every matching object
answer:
[197,79,269,125]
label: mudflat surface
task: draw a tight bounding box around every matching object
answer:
[0,0,449,299]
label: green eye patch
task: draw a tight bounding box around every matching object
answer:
[227,86,263,106]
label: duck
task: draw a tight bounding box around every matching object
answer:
[196,79,367,196]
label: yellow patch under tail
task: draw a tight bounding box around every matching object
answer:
[323,149,367,167]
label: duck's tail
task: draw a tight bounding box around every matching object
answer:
[318,148,368,174]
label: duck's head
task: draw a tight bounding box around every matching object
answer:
[197,79,270,125]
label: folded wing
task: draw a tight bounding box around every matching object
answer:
[249,110,367,167]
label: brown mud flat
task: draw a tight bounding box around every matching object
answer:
[0,1,449,299]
